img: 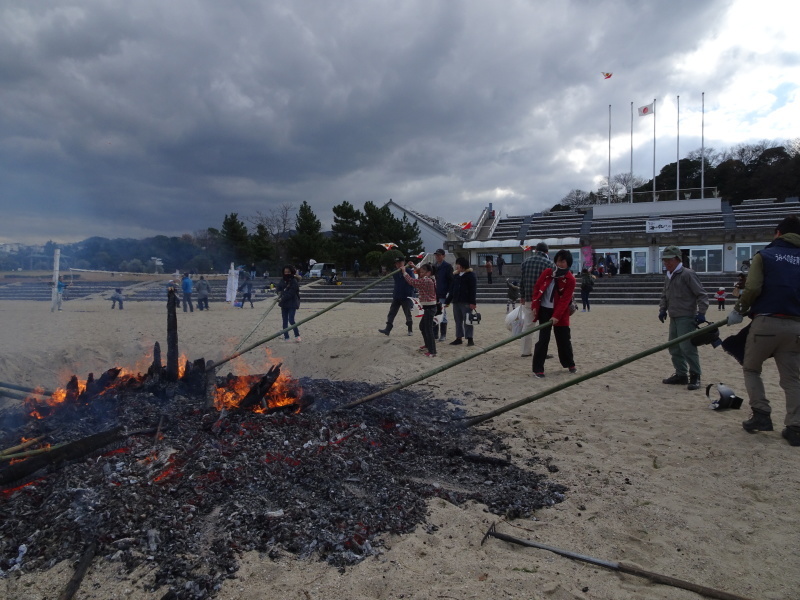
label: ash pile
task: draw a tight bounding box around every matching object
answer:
[1,362,566,599]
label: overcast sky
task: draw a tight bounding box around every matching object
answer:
[1,0,798,244]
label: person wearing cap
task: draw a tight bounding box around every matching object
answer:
[714,287,726,311]
[727,215,800,446]
[378,256,415,337]
[658,245,709,391]
[432,249,453,342]
[519,242,555,357]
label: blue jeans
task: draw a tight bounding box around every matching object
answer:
[282,307,300,338]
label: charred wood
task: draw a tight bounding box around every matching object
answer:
[166,289,179,381]
[238,364,281,410]
[0,426,124,487]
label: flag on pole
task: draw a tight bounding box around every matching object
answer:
[520,245,533,252]
[601,72,612,79]
[377,243,397,250]
[411,252,426,259]
[638,102,654,116]
[458,221,473,230]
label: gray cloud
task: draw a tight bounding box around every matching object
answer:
[1,0,790,244]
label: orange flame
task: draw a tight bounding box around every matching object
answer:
[214,348,303,412]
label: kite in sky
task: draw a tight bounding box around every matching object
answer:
[602,72,612,79]
[377,243,397,250]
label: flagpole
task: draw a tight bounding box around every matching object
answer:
[608,104,611,204]
[676,95,680,201]
[701,92,705,200]
[652,98,656,202]
[629,102,633,203]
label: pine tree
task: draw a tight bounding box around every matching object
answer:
[285,202,326,267]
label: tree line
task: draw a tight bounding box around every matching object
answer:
[3,200,424,275]
[555,138,800,209]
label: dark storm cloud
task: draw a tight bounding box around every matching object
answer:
[0,0,759,243]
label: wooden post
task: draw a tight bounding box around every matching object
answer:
[166,288,179,381]
[50,248,60,313]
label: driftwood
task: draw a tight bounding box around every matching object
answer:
[0,427,124,487]
[57,541,97,600]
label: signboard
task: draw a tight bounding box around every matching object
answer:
[646,219,673,233]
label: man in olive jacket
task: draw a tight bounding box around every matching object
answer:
[658,245,709,391]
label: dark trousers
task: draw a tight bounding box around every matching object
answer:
[581,288,591,310]
[385,298,413,332]
[532,306,574,373]
[111,300,123,310]
[182,292,193,312]
[197,297,209,310]
[241,292,253,308]
[420,305,437,355]
[717,299,725,310]
[281,307,300,339]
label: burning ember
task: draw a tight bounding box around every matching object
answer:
[1,358,566,600]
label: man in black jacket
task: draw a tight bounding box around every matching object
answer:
[433,249,454,342]
[379,256,415,336]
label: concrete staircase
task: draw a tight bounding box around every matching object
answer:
[0,274,739,307]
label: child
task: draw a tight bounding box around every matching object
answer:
[110,288,125,310]
[506,279,520,313]
[715,287,726,310]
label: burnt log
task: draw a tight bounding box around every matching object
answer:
[147,341,163,380]
[0,427,124,487]
[238,364,282,410]
[166,288,179,381]
[57,541,97,600]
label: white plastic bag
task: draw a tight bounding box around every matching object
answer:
[505,305,522,332]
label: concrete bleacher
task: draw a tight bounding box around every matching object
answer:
[490,216,526,240]
[523,212,584,239]
[589,212,727,235]
[731,200,799,229]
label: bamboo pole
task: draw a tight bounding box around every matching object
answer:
[0,435,48,457]
[0,382,55,397]
[211,269,399,371]
[462,318,729,428]
[234,294,281,353]
[482,523,755,600]
[341,320,555,409]
[0,442,69,463]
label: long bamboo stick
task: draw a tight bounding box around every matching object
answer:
[0,442,69,463]
[234,294,281,352]
[462,318,729,428]
[211,269,399,370]
[341,319,554,409]
[0,381,55,396]
[482,523,755,600]
[0,435,48,457]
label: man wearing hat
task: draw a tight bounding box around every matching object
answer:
[433,249,454,342]
[658,245,709,391]
[378,256,415,336]
[519,242,554,357]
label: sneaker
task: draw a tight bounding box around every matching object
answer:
[568,366,577,374]
[662,373,689,385]
[295,336,302,343]
[418,346,428,353]
[520,353,532,358]
[687,373,701,391]
[781,427,800,447]
[407,330,413,336]
[378,328,390,336]
[438,336,446,342]
[424,352,437,357]
[282,337,291,342]
[450,339,463,345]
[742,409,773,433]
[466,338,475,346]
[533,372,545,378]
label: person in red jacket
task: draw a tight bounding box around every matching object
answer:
[530,249,577,378]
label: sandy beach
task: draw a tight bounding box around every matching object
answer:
[1,293,798,600]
